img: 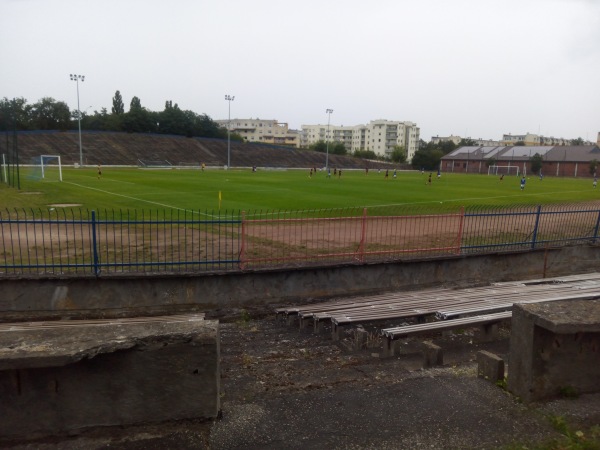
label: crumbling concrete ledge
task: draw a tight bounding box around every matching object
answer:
[508,299,600,402]
[0,314,220,440]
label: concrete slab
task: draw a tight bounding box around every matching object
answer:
[0,314,220,439]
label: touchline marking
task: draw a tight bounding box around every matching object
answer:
[64,182,216,217]
[366,190,592,209]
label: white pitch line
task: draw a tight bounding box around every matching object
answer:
[64,182,218,217]
[364,189,594,209]
[243,189,596,219]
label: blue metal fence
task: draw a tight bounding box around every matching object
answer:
[1,203,599,277]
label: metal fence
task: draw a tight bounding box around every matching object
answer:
[1,203,599,277]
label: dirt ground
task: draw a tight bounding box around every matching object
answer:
[5,310,600,450]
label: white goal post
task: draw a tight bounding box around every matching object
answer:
[40,155,63,181]
[487,165,519,177]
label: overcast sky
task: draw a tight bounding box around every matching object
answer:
[1,0,599,142]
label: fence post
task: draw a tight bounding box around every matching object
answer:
[91,210,100,276]
[358,207,367,263]
[455,206,466,255]
[239,211,246,270]
[531,205,542,249]
[593,209,600,244]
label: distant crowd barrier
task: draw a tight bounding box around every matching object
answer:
[1,203,599,277]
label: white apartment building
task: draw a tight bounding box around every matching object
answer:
[431,135,463,145]
[215,118,300,147]
[431,135,501,147]
[501,133,570,147]
[301,120,420,161]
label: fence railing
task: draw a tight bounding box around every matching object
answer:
[1,203,599,277]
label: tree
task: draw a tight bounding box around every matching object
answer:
[353,149,377,160]
[411,148,444,170]
[309,140,328,153]
[529,153,544,174]
[572,137,585,146]
[112,90,124,115]
[390,146,406,163]
[82,108,110,131]
[195,113,223,138]
[130,96,142,111]
[30,97,70,130]
[123,107,154,133]
[122,96,155,133]
[331,142,347,155]
[438,140,457,155]
[157,101,196,136]
[458,138,476,147]
[0,97,31,130]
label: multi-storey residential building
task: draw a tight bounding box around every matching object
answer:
[215,118,300,147]
[301,120,420,161]
[431,135,463,145]
[431,135,501,147]
[501,133,571,146]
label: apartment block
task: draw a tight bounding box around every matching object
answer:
[301,120,420,161]
[215,118,300,147]
[501,133,570,146]
[432,135,501,147]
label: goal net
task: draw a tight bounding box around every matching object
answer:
[138,159,173,168]
[29,155,63,181]
[487,165,519,177]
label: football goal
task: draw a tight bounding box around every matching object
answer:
[487,165,519,177]
[39,155,63,181]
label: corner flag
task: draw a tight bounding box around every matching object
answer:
[219,191,222,210]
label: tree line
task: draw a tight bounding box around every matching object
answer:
[0,92,236,140]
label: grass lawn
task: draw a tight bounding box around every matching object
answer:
[1,166,599,214]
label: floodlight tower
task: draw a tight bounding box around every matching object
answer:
[69,74,85,167]
[325,109,334,171]
[225,94,235,169]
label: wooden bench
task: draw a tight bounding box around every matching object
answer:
[275,273,600,344]
[436,290,600,320]
[380,311,513,357]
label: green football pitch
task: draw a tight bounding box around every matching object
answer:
[1,167,599,213]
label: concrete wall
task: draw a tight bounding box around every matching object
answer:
[1,245,599,321]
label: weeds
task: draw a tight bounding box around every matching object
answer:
[496,377,508,390]
[558,386,580,399]
[505,416,600,450]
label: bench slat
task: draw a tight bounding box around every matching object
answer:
[381,311,513,339]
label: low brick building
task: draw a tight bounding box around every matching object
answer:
[441,145,600,177]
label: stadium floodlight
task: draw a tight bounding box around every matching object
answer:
[70,74,85,168]
[225,94,235,169]
[325,109,334,171]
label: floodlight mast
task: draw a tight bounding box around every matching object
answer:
[325,109,333,171]
[69,74,85,168]
[225,95,235,169]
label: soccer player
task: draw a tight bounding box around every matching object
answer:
[520,176,526,190]
[97,165,102,179]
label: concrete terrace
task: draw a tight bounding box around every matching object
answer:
[10,130,387,169]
